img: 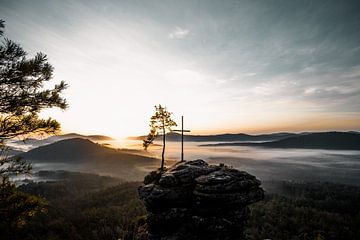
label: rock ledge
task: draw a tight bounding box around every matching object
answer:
[138,159,264,240]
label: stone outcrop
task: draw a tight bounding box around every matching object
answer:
[138,160,264,240]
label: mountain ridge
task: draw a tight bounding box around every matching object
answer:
[19,138,160,181]
[201,132,360,150]
[127,132,299,142]
[128,131,360,142]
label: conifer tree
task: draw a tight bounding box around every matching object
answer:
[0,19,67,237]
[143,105,177,170]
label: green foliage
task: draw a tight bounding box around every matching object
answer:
[0,19,67,238]
[0,149,31,176]
[143,104,177,150]
[0,19,67,177]
[20,171,123,200]
[12,177,360,240]
[0,20,67,142]
[143,127,157,150]
[0,20,4,37]
[246,181,360,240]
[0,178,47,239]
[143,104,177,170]
[15,172,145,240]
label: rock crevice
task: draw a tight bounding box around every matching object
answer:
[138,159,264,240]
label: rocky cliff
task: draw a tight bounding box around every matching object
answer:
[138,159,264,240]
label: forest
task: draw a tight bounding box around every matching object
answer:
[1,171,359,240]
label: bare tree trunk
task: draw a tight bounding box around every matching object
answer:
[161,126,166,170]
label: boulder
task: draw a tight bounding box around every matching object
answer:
[138,160,264,240]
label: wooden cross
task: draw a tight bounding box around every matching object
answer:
[172,116,190,162]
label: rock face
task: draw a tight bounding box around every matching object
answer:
[138,159,264,240]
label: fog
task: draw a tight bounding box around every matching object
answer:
[11,139,360,186]
[125,140,360,185]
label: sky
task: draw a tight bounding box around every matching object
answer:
[1,0,359,138]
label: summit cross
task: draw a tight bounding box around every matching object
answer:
[172,116,190,162]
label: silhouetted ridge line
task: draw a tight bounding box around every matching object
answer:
[19,138,112,161]
[18,138,159,181]
[201,132,360,150]
[128,132,298,142]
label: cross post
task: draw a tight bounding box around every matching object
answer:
[172,116,190,162]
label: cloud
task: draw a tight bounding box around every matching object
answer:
[244,72,257,77]
[1,0,359,134]
[169,27,190,39]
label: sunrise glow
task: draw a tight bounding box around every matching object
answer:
[1,0,359,139]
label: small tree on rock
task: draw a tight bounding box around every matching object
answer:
[143,105,177,171]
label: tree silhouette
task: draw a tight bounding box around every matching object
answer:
[0,19,67,237]
[0,19,67,175]
[143,105,177,171]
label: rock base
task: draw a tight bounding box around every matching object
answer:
[138,160,264,240]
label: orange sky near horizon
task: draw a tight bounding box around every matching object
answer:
[53,110,360,139]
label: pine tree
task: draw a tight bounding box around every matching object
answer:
[143,105,177,170]
[0,19,67,177]
[0,19,67,238]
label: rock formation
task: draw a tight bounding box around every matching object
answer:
[138,159,264,240]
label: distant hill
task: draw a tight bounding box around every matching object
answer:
[46,133,114,142]
[20,138,159,181]
[202,132,360,150]
[14,133,113,145]
[9,133,114,152]
[128,132,298,142]
[21,138,110,162]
